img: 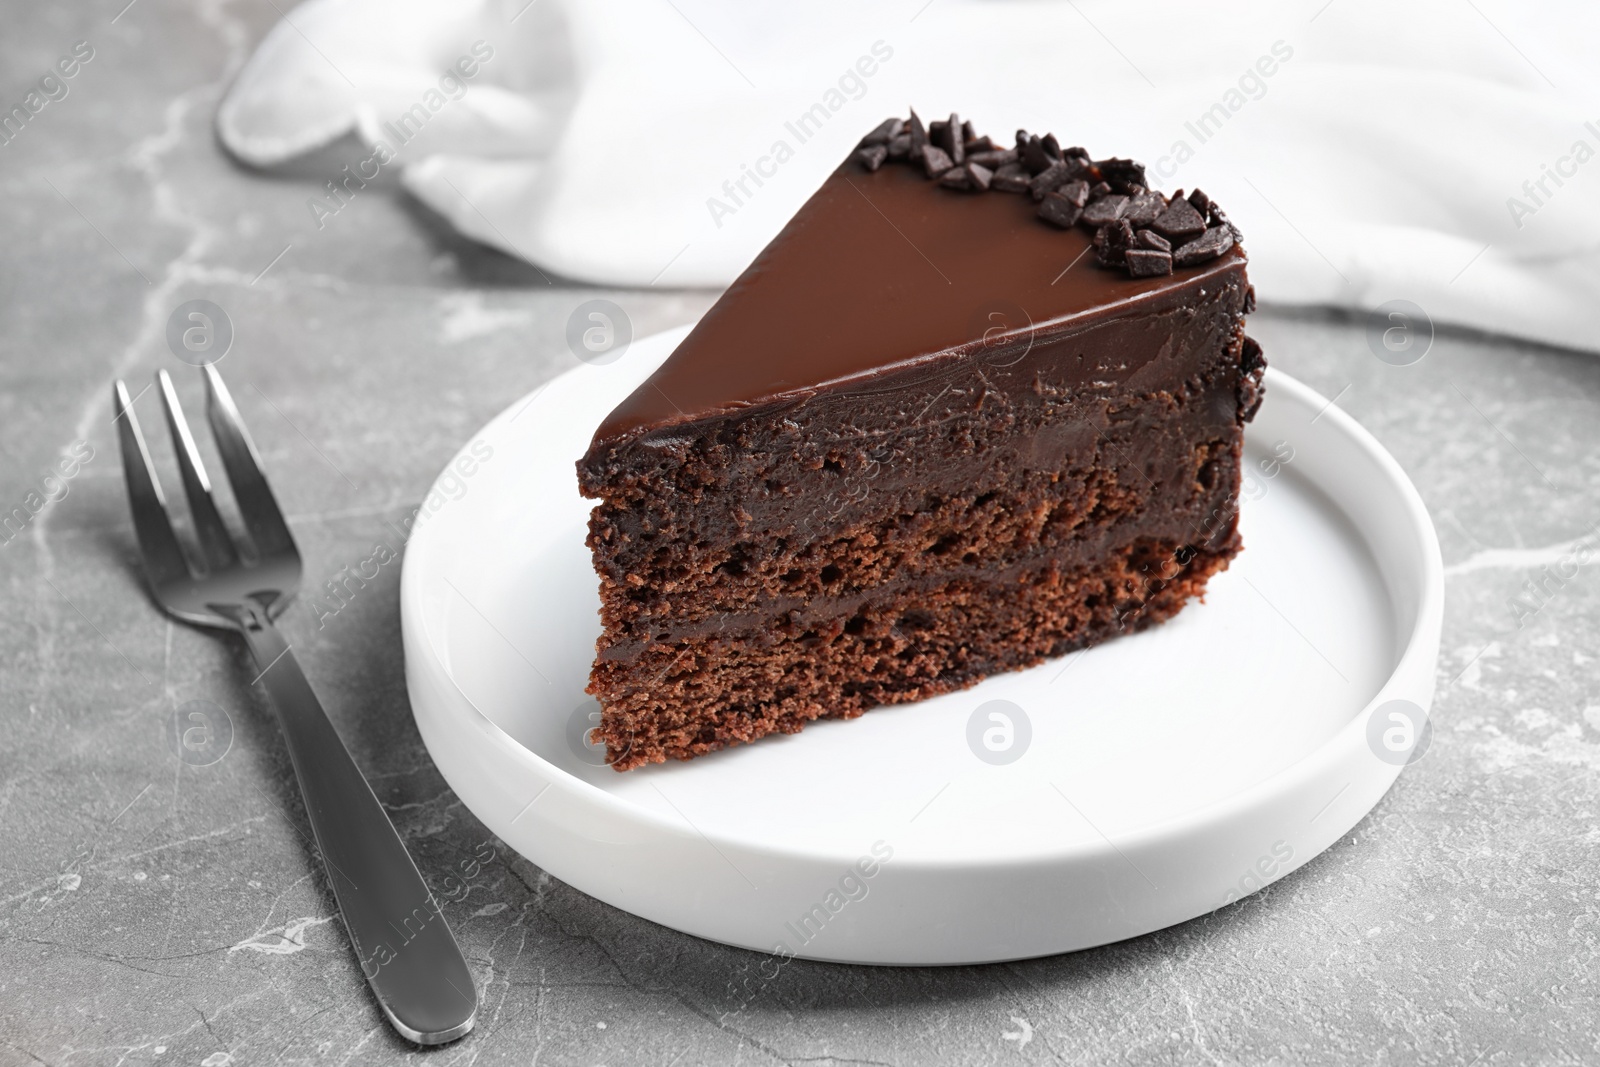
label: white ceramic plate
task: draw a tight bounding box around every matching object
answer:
[401,325,1442,965]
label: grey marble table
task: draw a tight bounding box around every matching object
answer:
[3,3,1598,1065]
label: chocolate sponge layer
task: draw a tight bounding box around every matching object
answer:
[577,270,1261,770]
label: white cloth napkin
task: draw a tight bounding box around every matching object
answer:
[218,0,1600,353]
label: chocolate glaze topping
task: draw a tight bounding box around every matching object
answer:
[593,110,1246,446]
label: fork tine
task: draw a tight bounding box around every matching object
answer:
[201,364,298,560]
[114,380,193,588]
[156,368,240,572]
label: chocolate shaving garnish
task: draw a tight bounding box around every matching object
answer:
[1123,191,1166,227]
[1238,334,1267,421]
[1171,225,1235,266]
[1028,160,1074,200]
[1152,197,1207,239]
[855,145,888,172]
[859,118,903,148]
[1240,334,1264,373]
[991,163,1030,193]
[969,148,1018,169]
[1095,157,1147,193]
[858,110,1243,278]
[940,161,992,191]
[1018,135,1057,175]
[1125,249,1173,277]
[1094,219,1135,267]
[1037,190,1084,228]
[931,113,965,165]
[1080,194,1130,227]
[907,109,929,151]
[1212,205,1244,243]
[1057,180,1090,208]
[919,144,954,177]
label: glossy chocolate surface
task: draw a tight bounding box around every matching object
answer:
[593,160,1247,445]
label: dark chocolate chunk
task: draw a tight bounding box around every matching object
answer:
[1057,180,1090,207]
[1152,197,1207,239]
[862,112,1239,278]
[939,165,970,190]
[991,163,1031,193]
[859,118,903,147]
[1135,229,1171,252]
[1212,206,1244,243]
[1018,135,1055,175]
[1172,225,1235,266]
[1123,191,1166,227]
[919,144,954,177]
[1094,157,1147,193]
[1028,160,1074,200]
[907,109,929,151]
[1238,335,1266,421]
[1037,190,1084,228]
[969,148,1018,168]
[1125,249,1173,277]
[855,144,889,172]
[940,161,991,191]
[1243,284,1257,315]
[1094,219,1135,267]
[932,112,964,164]
[1240,334,1264,373]
[1080,194,1130,227]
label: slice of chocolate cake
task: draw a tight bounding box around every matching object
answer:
[577,111,1265,771]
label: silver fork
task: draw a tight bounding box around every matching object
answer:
[114,365,478,1045]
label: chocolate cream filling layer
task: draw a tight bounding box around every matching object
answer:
[581,274,1251,657]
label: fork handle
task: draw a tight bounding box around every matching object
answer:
[239,609,478,1044]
